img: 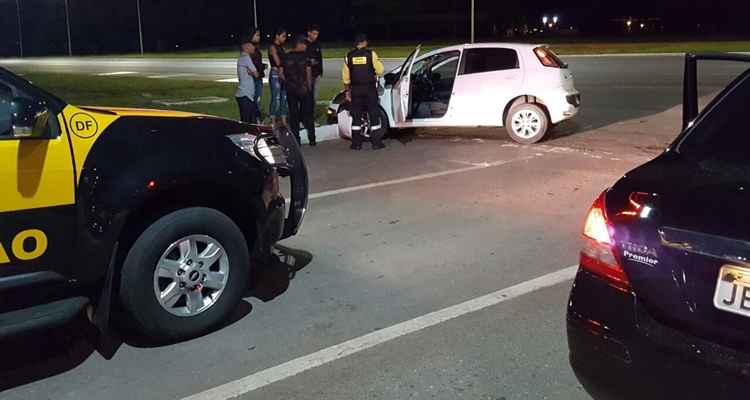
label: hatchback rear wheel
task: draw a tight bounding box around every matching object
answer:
[505,103,549,144]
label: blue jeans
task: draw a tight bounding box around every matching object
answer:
[269,70,288,118]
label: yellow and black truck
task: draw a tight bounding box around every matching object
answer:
[0,67,308,342]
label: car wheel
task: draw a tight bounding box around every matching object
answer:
[119,207,250,342]
[505,103,549,144]
[337,106,390,140]
[374,107,390,138]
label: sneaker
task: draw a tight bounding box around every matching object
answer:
[350,143,362,150]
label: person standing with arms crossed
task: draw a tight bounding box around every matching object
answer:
[284,36,316,145]
[268,28,289,128]
[342,33,385,150]
[235,36,260,123]
[304,24,323,105]
[250,28,265,120]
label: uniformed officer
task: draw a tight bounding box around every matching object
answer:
[342,33,385,150]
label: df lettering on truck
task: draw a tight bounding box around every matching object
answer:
[0,67,309,344]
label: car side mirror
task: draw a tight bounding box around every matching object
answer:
[384,72,399,86]
[11,98,52,139]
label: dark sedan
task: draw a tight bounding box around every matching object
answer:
[567,53,750,399]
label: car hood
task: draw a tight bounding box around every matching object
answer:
[78,105,205,118]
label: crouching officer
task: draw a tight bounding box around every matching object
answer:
[342,33,385,150]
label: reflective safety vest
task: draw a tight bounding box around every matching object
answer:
[346,48,376,86]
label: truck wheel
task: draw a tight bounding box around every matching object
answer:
[505,103,549,144]
[119,207,250,342]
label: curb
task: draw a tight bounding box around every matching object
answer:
[299,124,340,145]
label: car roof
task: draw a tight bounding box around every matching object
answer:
[417,42,542,57]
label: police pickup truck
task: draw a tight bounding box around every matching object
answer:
[0,68,308,342]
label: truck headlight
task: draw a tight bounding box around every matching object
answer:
[228,133,285,165]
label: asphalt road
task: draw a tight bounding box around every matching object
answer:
[0,55,748,400]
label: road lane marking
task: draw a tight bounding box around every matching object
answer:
[152,97,229,106]
[147,73,197,79]
[96,71,136,76]
[308,155,540,200]
[216,77,270,84]
[181,265,579,400]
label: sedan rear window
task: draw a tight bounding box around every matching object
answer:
[678,72,750,167]
[461,48,519,75]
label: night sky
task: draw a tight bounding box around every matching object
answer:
[1,0,749,57]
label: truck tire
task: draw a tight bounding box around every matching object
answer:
[505,103,549,144]
[119,207,250,342]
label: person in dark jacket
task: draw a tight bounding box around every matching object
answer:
[304,24,323,103]
[284,36,315,145]
[250,28,265,119]
[342,33,385,150]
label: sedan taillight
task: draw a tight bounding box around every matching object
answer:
[580,191,631,291]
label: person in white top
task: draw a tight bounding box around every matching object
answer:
[235,36,259,123]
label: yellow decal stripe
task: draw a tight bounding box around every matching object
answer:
[0,113,77,212]
[62,105,120,182]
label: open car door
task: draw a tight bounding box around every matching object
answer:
[391,46,420,125]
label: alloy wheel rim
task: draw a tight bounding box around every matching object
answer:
[152,234,230,317]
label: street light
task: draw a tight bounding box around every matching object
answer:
[136,0,144,55]
[470,0,475,43]
[64,0,72,56]
[15,0,23,57]
[553,15,559,24]
[542,16,549,25]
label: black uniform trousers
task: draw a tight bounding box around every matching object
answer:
[236,96,259,124]
[350,84,383,147]
[287,90,315,144]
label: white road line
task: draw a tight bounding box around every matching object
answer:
[181,265,578,400]
[96,71,136,76]
[216,77,270,83]
[147,73,196,79]
[309,155,539,200]
[152,96,229,106]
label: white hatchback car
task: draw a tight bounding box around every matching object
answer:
[328,43,580,144]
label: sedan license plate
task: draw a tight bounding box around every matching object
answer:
[714,265,750,317]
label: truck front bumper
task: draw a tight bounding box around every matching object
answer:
[252,127,309,241]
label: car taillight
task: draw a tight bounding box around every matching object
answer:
[534,47,563,68]
[580,190,631,290]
